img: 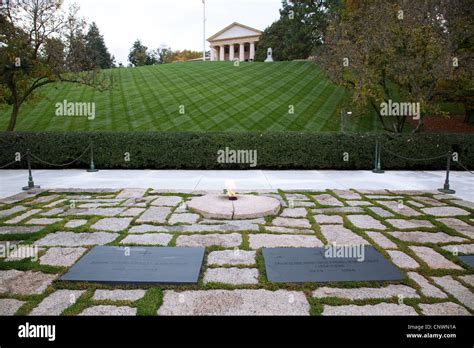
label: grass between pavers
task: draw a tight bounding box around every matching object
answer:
[0,189,472,315]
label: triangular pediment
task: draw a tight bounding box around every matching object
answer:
[208,22,262,42]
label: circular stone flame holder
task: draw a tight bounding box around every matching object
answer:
[187,194,281,220]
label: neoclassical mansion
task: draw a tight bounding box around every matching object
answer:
[208,22,262,62]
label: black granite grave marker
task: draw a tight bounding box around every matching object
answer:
[61,246,204,284]
[263,246,404,283]
[459,255,474,268]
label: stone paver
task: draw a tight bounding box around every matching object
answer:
[332,190,362,200]
[422,206,470,217]
[61,208,125,217]
[120,234,172,246]
[176,233,242,247]
[130,223,259,233]
[41,207,66,216]
[376,201,421,217]
[4,209,41,224]
[26,218,62,225]
[116,188,147,199]
[313,285,419,300]
[320,225,368,245]
[64,219,88,228]
[346,200,372,206]
[451,199,474,210]
[93,289,146,301]
[431,276,474,310]
[386,219,435,229]
[437,218,474,239]
[39,247,87,267]
[151,196,183,207]
[313,215,343,224]
[157,290,309,315]
[0,270,57,295]
[389,231,467,244]
[419,302,470,316]
[265,226,314,234]
[407,272,447,298]
[119,208,146,217]
[248,234,322,249]
[368,206,394,218]
[458,275,474,287]
[409,246,462,270]
[30,290,85,316]
[136,207,172,224]
[366,232,398,249]
[312,207,365,214]
[386,250,420,269]
[0,299,25,315]
[91,218,133,232]
[0,226,43,235]
[35,232,118,247]
[322,303,417,316]
[204,268,259,285]
[280,208,307,218]
[26,195,60,205]
[347,215,386,230]
[168,213,200,225]
[312,194,344,206]
[0,206,27,218]
[207,250,256,266]
[285,194,309,201]
[79,305,137,316]
[271,217,311,229]
[412,196,446,207]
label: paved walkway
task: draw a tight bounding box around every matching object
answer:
[1,169,473,201]
[0,188,472,316]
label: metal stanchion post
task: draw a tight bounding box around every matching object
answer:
[372,139,384,173]
[22,150,40,191]
[87,143,99,173]
[438,151,455,194]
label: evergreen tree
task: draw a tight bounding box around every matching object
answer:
[85,22,115,69]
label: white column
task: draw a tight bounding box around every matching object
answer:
[250,42,255,61]
[219,45,225,61]
[229,44,234,61]
[210,47,216,61]
[239,43,245,62]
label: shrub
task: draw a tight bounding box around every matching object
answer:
[0,132,472,170]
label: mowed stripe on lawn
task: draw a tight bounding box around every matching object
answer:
[0,61,378,132]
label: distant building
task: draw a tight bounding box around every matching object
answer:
[207,22,262,62]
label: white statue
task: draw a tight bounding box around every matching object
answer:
[264,47,274,63]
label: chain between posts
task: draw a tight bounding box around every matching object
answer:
[29,144,92,167]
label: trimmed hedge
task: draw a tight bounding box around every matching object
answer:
[0,132,473,170]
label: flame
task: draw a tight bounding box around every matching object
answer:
[225,180,236,198]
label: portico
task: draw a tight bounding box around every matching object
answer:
[208,22,262,62]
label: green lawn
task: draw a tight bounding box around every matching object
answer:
[0,61,380,132]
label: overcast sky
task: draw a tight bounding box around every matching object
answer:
[63,0,282,65]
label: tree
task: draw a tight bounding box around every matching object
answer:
[0,1,109,131]
[255,0,334,61]
[85,22,114,69]
[316,0,473,133]
[128,40,157,66]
